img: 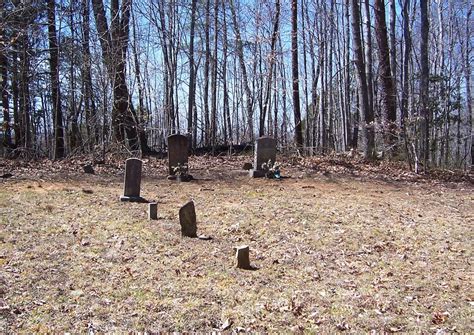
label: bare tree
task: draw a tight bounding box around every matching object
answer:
[352,0,374,159]
[291,0,303,149]
[374,0,397,151]
[229,0,254,142]
[81,0,98,149]
[419,0,430,168]
[210,0,219,150]
[260,0,280,137]
[187,0,197,148]
[0,0,11,151]
[47,0,65,158]
[222,0,232,145]
[91,0,144,151]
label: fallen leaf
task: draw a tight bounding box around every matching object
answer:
[220,318,232,331]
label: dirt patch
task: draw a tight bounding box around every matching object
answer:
[0,156,472,332]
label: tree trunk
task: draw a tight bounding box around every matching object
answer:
[210,0,219,150]
[0,0,11,150]
[47,0,65,158]
[462,5,472,168]
[81,0,98,150]
[374,0,397,151]
[222,1,232,145]
[187,0,197,148]
[389,0,397,97]
[203,0,211,146]
[401,0,411,130]
[11,48,20,147]
[91,0,141,150]
[291,0,303,149]
[351,0,374,159]
[260,0,280,137]
[420,0,430,169]
[363,0,374,129]
[230,0,254,142]
[68,1,81,151]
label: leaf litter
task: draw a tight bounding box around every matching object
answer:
[0,155,472,332]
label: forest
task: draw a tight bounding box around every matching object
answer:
[1,1,473,332]
[0,0,473,170]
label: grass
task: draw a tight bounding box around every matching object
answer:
[0,156,472,332]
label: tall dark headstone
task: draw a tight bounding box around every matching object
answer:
[168,134,189,176]
[250,136,277,178]
[179,201,197,237]
[120,158,143,202]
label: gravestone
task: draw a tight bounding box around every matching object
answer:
[179,201,197,237]
[168,134,189,176]
[235,245,252,270]
[120,158,143,202]
[148,203,158,220]
[250,136,277,178]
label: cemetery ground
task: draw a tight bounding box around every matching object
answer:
[0,155,472,333]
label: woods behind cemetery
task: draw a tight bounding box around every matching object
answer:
[0,0,473,170]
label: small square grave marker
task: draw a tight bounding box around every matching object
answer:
[148,203,158,220]
[235,245,253,270]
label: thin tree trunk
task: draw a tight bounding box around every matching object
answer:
[420,0,430,169]
[130,7,149,153]
[462,5,472,168]
[222,0,232,145]
[203,0,211,146]
[230,0,253,142]
[363,0,374,126]
[389,0,397,95]
[401,0,413,169]
[374,0,397,151]
[18,23,32,149]
[69,1,81,151]
[260,0,280,138]
[210,0,219,150]
[351,0,374,159]
[82,0,98,150]
[302,0,310,149]
[47,0,65,158]
[12,48,20,147]
[0,0,11,150]
[401,0,411,129]
[291,0,303,149]
[187,0,197,148]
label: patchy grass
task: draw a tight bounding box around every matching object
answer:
[0,156,472,332]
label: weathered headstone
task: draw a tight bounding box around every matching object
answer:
[179,201,197,237]
[148,203,158,220]
[235,245,252,269]
[120,158,143,202]
[168,134,189,176]
[250,136,277,178]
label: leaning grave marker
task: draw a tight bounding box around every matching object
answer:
[250,136,277,178]
[168,134,189,179]
[179,201,198,237]
[178,201,211,240]
[120,158,143,202]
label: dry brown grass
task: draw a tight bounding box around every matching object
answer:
[0,156,472,332]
